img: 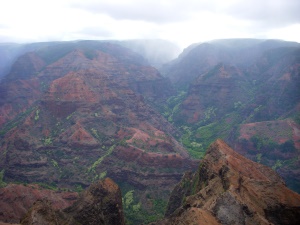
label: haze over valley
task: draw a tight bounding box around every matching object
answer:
[0,38,299,224]
[0,0,300,224]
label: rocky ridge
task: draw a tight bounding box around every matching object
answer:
[160,39,300,193]
[155,139,300,225]
[0,183,78,224]
[19,178,124,225]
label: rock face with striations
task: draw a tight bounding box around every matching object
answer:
[155,139,300,225]
[160,39,300,194]
[20,178,125,225]
[0,184,78,224]
[65,178,125,225]
[0,41,197,222]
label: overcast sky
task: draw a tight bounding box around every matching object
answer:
[0,0,299,48]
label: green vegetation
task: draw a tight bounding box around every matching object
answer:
[279,140,297,153]
[34,109,40,121]
[123,189,167,225]
[88,145,115,173]
[99,171,107,179]
[191,166,200,195]
[51,159,62,174]
[256,153,262,163]
[123,190,135,209]
[66,112,75,120]
[272,160,283,170]
[75,184,84,193]
[175,111,242,159]
[91,128,100,139]
[250,135,297,154]
[203,106,217,121]
[161,90,187,123]
[234,101,245,109]
[0,170,7,188]
[34,182,58,191]
[0,106,37,137]
[51,159,59,168]
[44,137,52,146]
[294,113,300,125]
[180,126,205,159]
[152,199,167,216]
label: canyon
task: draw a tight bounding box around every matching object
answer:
[0,38,299,224]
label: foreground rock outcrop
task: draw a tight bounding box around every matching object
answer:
[155,139,300,225]
[20,178,125,225]
[65,177,125,225]
[0,178,124,225]
[0,184,78,224]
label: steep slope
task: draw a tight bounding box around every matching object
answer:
[0,43,23,80]
[0,184,78,224]
[65,178,125,225]
[163,39,300,124]
[0,41,197,224]
[0,42,70,80]
[235,119,300,192]
[161,39,299,86]
[20,178,125,225]
[155,139,300,225]
[0,39,180,80]
[160,39,300,193]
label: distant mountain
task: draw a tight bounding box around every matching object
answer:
[159,39,300,192]
[161,39,300,86]
[0,41,197,224]
[155,140,300,225]
[0,39,181,80]
[0,41,71,80]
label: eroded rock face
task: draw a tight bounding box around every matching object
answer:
[20,199,72,225]
[20,178,125,225]
[156,139,300,225]
[65,178,125,225]
[0,184,78,224]
[0,41,194,221]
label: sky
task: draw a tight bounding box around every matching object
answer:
[0,0,299,49]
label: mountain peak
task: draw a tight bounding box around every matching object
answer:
[206,139,285,183]
[65,178,125,225]
[158,139,300,225]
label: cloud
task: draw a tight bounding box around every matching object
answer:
[76,27,113,38]
[70,0,219,24]
[225,0,300,28]
[70,0,300,27]
[0,0,299,47]
[0,24,9,29]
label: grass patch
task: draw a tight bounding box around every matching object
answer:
[88,145,115,173]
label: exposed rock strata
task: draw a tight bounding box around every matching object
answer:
[0,42,193,221]
[0,184,78,224]
[155,139,300,225]
[0,178,124,225]
[65,178,125,225]
[20,178,124,225]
